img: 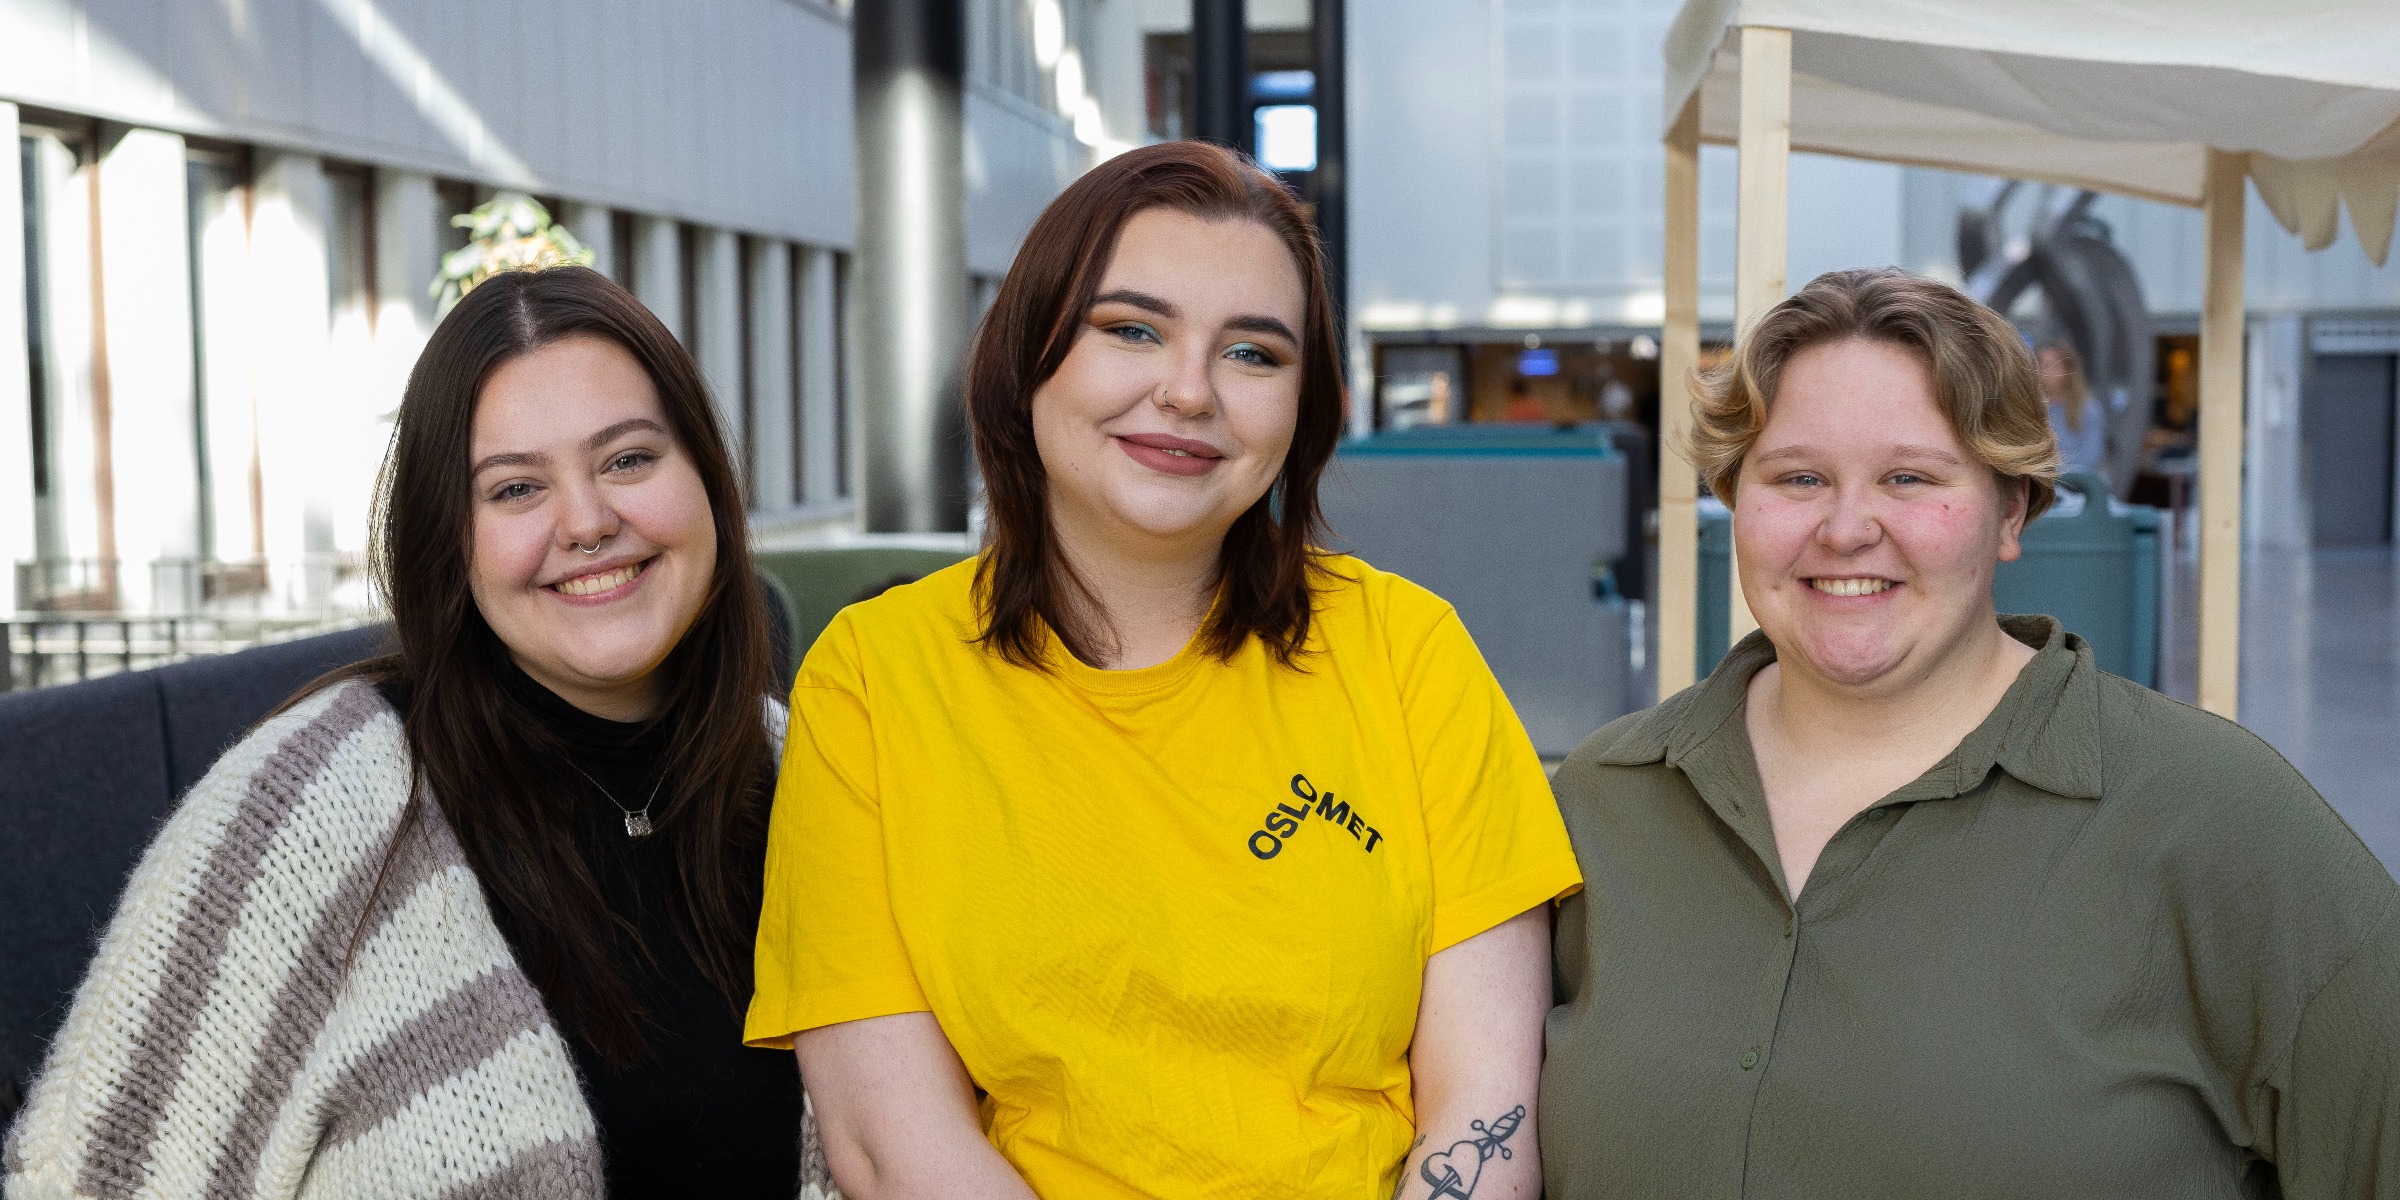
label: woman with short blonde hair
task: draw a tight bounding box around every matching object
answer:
[1687,267,2060,512]
[1541,267,2400,1198]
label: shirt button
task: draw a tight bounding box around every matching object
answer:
[1866,807,1890,821]
[1741,1050,1760,1070]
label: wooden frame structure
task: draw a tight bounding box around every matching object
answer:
[1657,26,2279,721]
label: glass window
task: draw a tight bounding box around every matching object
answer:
[678,222,699,353]
[435,178,476,264]
[325,163,375,335]
[1255,104,1318,172]
[611,210,637,292]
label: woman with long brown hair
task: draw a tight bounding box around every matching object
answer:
[6,266,830,1198]
[747,142,1582,1198]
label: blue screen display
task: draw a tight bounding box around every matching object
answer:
[1517,348,1559,377]
[1251,70,1316,100]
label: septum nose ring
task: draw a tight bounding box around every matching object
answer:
[574,537,608,555]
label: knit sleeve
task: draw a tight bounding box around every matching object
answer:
[3,684,412,1198]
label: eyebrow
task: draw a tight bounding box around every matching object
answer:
[1090,288,1175,317]
[471,417,670,477]
[1753,443,1968,466]
[1227,314,1300,343]
[1088,289,1300,345]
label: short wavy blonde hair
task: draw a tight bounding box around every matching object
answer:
[1686,268,2060,519]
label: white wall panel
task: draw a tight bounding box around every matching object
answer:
[634,216,686,343]
[191,154,261,565]
[693,226,746,481]
[556,0,607,186]
[164,0,246,119]
[0,0,857,245]
[246,0,314,129]
[964,90,1089,277]
[0,2,73,105]
[561,201,615,281]
[95,124,199,613]
[798,245,842,506]
[309,0,374,141]
[746,238,797,513]
[1355,0,1945,332]
[1787,154,1902,288]
[1351,0,1496,329]
[2247,314,2308,551]
[376,170,441,419]
[250,151,333,595]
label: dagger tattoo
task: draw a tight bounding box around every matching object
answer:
[1416,1105,1526,1199]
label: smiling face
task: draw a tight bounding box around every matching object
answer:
[1029,207,1307,562]
[1733,336,2028,692]
[467,335,717,721]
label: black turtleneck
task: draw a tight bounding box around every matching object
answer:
[379,663,803,1197]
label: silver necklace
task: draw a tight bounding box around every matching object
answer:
[569,764,662,838]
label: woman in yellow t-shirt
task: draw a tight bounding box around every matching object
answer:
[746,141,1582,1200]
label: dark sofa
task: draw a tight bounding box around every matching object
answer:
[0,624,392,1132]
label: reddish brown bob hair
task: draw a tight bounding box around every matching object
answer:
[967,141,1347,668]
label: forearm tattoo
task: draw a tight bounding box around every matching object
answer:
[1408,1105,1526,1199]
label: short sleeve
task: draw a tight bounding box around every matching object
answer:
[745,621,932,1047]
[1388,590,1584,953]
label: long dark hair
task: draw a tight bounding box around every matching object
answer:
[966,141,1347,668]
[335,266,773,1064]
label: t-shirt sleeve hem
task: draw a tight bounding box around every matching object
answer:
[743,984,935,1049]
[1429,859,1586,955]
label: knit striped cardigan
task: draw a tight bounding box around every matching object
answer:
[3,680,840,1200]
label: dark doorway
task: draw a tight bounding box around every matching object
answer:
[2306,353,2398,547]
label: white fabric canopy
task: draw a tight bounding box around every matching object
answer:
[1664,0,2400,263]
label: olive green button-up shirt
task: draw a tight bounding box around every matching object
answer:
[1543,616,2400,1199]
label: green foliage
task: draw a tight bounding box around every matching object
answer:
[431,192,596,315]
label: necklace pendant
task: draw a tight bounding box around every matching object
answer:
[624,811,654,838]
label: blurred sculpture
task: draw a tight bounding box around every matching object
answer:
[1958,183,2154,494]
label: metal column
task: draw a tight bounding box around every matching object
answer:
[1193,0,1251,155]
[1310,0,1347,327]
[854,0,970,533]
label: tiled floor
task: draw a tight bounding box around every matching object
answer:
[2161,547,2400,873]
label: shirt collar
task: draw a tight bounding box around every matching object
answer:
[1622,614,2104,802]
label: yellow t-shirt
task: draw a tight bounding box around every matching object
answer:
[746,555,1581,1199]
